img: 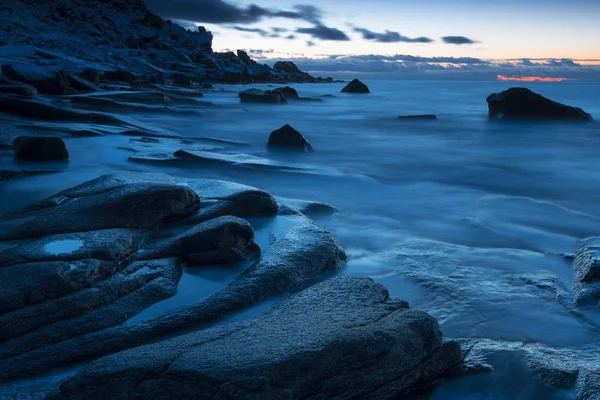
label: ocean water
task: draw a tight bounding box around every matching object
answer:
[1,80,600,397]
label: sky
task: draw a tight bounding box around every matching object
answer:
[145,0,600,80]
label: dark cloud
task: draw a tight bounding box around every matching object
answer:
[354,27,433,43]
[286,34,297,40]
[145,0,322,24]
[233,26,275,37]
[442,36,477,45]
[296,25,350,41]
[271,27,288,33]
[306,41,317,47]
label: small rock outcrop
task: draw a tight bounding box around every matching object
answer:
[12,136,69,161]
[273,86,323,102]
[268,124,313,152]
[486,87,593,121]
[573,237,600,305]
[236,49,251,65]
[239,89,286,104]
[274,61,302,74]
[398,114,437,120]
[341,78,370,94]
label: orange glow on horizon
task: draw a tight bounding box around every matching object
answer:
[497,74,567,82]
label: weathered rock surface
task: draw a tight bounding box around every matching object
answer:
[139,216,259,265]
[0,219,346,381]
[12,136,69,161]
[239,89,287,104]
[65,73,98,92]
[1,64,69,95]
[267,124,313,152]
[486,87,593,121]
[398,114,437,120]
[50,277,462,400]
[277,197,337,218]
[273,86,323,102]
[573,237,600,305]
[342,78,370,94]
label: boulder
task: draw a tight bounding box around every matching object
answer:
[1,64,69,95]
[239,89,286,104]
[341,78,370,94]
[0,80,37,96]
[398,114,437,120]
[139,216,259,265]
[49,277,462,400]
[274,60,301,74]
[268,124,313,152]
[12,136,69,161]
[486,87,593,121]
[573,237,600,305]
[169,72,193,87]
[273,86,299,99]
[236,49,251,64]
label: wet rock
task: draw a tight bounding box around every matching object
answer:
[398,114,437,120]
[273,86,323,102]
[274,60,301,74]
[1,64,69,95]
[277,197,337,217]
[81,68,100,85]
[0,80,37,96]
[486,87,593,121]
[50,277,461,400]
[173,149,303,172]
[139,216,259,265]
[267,124,313,152]
[0,220,345,380]
[13,136,69,161]
[239,89,286,104]
[0,173,200,240]
[65,73,98,92]
[573,237,600,305]
[169,72,192,87]
[342,78,370,94]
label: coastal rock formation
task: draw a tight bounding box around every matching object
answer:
[50,277,462,400]
[1,64,69,95]
[342,78,370,94]
[12,136,69,161]
[273,86,323,102]
[486,87,593,121]
[268,124,314,152]
[573,237,600,305]
[239,89,287,104]
[274,61,302,74]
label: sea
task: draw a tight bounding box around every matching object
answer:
[1,80,600,398]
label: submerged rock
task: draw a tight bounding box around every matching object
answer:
[486,87,593,121]
[239,89,286,104]
[341,78,370,94]
[398,114,437,120]
[267,124,313,152]
[50,277,462,400]
[1,64,69,95]
[573,237,600,305]
[12,136,69,161]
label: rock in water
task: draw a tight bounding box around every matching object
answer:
[1,64,69,95]
[239,89,286,104]
[274,61,302,74]
[268,124,313,152]
[49,277,462,400]
[341,78,370,94]
[573,237,600,305]
[273,86,299,100]
[486,87,592,121]
[12,136,69,161]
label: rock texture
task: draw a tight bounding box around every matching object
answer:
[486,87,593,121]
[12,135,69,161]
[239,89,287,104]
[50,277,462,400]
[342,78,370,94]
[573,237,600,305]
[268,124,313,152]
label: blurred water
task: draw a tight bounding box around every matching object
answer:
[2,80,600,397]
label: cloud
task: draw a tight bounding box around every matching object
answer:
[442,36,477,45]
[271,27,288,33]
[296,25,350,41]
[306,41,317,47]
[233,26,275,37]
[354,27,433,43]
[145,0,323,24]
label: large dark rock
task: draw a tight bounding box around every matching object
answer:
[169,72,193,87]
[274,60,301,74]
[237,49,251,64]
[81,68,100,85]
[49,277,462,400]
[0,80,37,96]
[268,124,313,152]
[1,64,69,95]
[239,89,286,104]
[273,86,323,102]
[486,87,593,121]
[341,78,370,94]
[0,173,200,240]
[12,136,69,161]
[573,237,600,305]
[139,216,259,265]
[0,219,346,381]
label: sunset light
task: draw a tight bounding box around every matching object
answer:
[497,74,567,82]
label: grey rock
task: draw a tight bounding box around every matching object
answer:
[12,136,69,161]
[573,237,600,305]
[342,78,370,94]
[239,89,286,104]
[487,87,593,121]
[268,124,313,152]
[1,64,69,95]
[50,277,462,400]
[0,220,345,381]
[139,216,259,265]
